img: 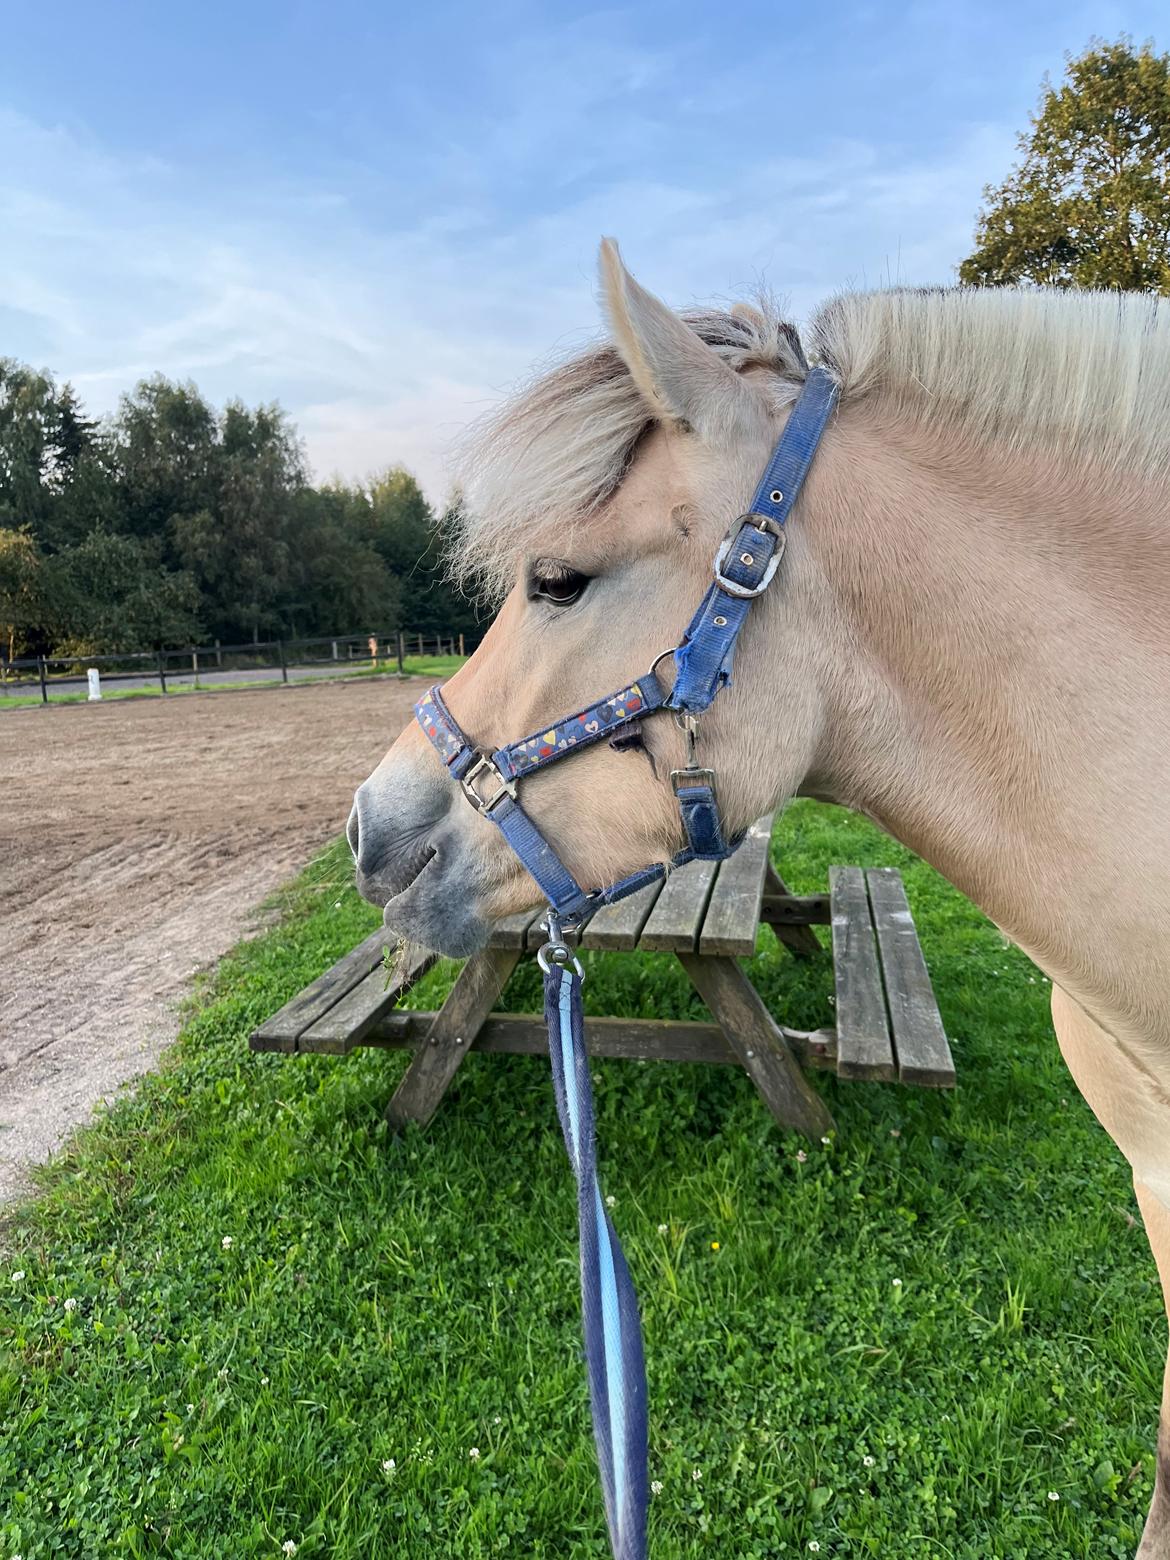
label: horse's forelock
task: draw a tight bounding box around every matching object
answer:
[447,303,808,601]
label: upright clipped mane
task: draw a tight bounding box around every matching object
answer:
[453,284,1170,599]
[451,304,807,600]
[810,287,1170,481]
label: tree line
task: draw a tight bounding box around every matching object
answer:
[0,367,480,661]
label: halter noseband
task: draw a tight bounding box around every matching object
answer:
[415,364,839,929]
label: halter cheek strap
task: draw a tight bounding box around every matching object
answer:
[414,364,839,925]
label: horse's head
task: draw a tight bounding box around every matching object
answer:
[349,241,834,954]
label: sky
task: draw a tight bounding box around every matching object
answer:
[1,0,1165,501]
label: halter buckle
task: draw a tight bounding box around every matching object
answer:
[712,521,786,598]
[460,754,517,814]
[670,766,718,797]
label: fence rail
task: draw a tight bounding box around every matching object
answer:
[0,630,474,704]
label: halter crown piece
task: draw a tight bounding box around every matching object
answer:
[415,364,838,1560]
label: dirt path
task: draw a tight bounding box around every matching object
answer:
[0,678,419,1204]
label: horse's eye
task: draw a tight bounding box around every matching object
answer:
[529,568,589,606]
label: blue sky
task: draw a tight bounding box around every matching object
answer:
[1,1,1164,498]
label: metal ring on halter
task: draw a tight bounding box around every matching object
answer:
[649,645,679,681]
[537,939,586,978]
[537,909,586,978]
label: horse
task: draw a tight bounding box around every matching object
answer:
[348,239,1170,1556]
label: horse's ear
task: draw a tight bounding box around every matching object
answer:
[599,237,761,442]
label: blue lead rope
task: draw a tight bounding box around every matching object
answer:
[543,960,649,1560]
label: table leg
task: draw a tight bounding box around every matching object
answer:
[384,947,521,1130]
[677,952,835,1139]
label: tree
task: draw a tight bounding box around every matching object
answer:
[959,38,1170,292]
[0,362,119,551]
[0,528,45,661]
[363,468,480,639]
[44,531,202,654]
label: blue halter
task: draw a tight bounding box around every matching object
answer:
[416,364,839,925]
[414,363,838,1560]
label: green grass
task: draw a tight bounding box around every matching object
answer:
[1,802,1163,1558]
[0,656,466,710]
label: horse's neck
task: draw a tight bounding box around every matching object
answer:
[804,413,1170,1040]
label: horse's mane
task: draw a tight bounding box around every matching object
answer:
[453,286,1170,599]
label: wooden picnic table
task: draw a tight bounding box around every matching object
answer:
[251,814,954,1141]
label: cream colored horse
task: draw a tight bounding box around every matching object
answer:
[349,241,1170,1555]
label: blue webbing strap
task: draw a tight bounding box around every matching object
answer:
[670,365,838,714]
[544,960,649,1560]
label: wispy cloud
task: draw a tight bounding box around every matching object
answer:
[0,87,1011,502]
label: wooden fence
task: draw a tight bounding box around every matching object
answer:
[0,630,475,704]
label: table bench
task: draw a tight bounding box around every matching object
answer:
[251,815,954,1140]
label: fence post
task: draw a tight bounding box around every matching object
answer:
[191,647,199,688]
[396,631,405,675]
[38,655,48,704]
[332,639,338,660]
[417,633,423,657]
[278,640,288,684]
[458,633,464,656]
[157,650,168,695]
[215,638,222,668]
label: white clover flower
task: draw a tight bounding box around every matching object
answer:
[186,1403,195,1414]
[657,1223,668,1235]
[283,1543,298,1557]
[221,1236,233,1250]
[492,1415,502,1425]
[820,1135,831,1146]
[796,1150,808,1163]
[469,1447,481,1461]
[382,1458,396,1472]
[892,1278,903,1288]
[10,1270,25,1283]
[863,1455,875,1467]
[261,1377,269,1387]
[1048,1491,1060,1502]
[217,1366,229,1380]
[605,1194,616,1209]
[64,1297,78,1312]
[809,1544,821,1554]
[651,1480,663,1495]
[691,1467,702,1482]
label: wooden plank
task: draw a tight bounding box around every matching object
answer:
[829,866,896,1082]
[249,925,391,1051]
[489,907,544,950]
[296,945,436,1054]
[383,946,521,1129]
[762,861,824,959]
[678,953,835,1139]
[367,1011,841,1071]
[865,868,955,1088]
[637,859,719,951]
[579,877,665,950]
[698,816,773,957]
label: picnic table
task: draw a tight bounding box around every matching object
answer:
[251,814,954,1140]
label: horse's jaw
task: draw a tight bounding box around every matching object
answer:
[348,771,497,958]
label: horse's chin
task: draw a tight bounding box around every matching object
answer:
[361,851,498,959]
